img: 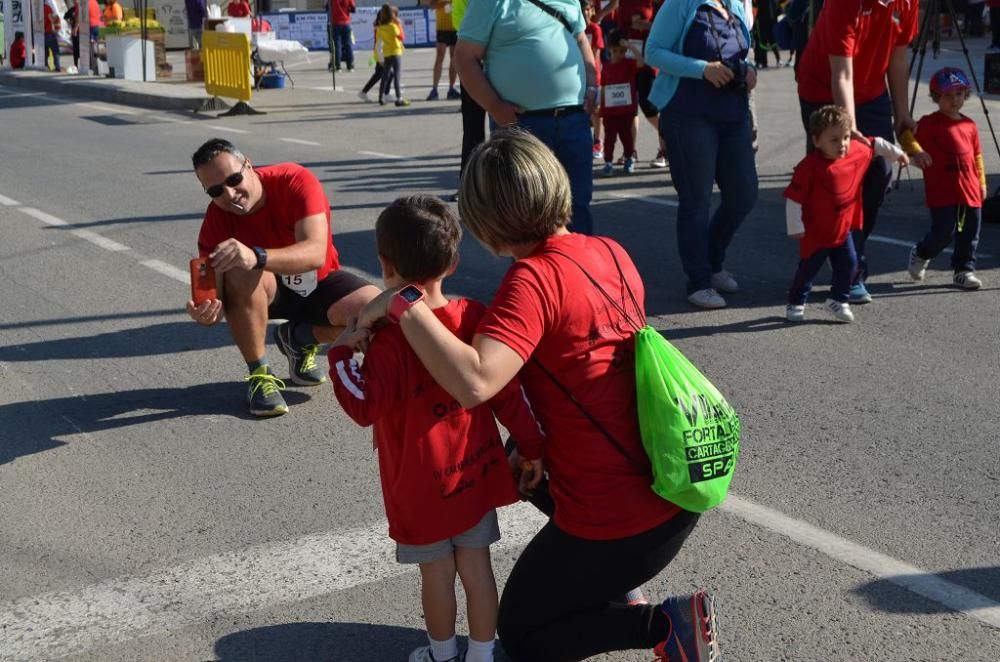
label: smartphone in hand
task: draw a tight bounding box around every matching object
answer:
[189,257,218,305]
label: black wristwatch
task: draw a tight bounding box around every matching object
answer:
[252,246,267,269]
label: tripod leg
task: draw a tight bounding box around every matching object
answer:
[943,0,1000,161]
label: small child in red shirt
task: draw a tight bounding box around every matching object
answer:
[10,31,27,70]
[900,67,986,290]
[328,195,544,662]
[600,30,643,176]
[582,0,605,160]
[784,105,907,322]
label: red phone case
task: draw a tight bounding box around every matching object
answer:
[190,258,218,304]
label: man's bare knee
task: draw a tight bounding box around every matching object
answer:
[326,285,381,326]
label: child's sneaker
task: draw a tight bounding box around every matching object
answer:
[650,149,668,168]
[954,270,982,289]
[907,245,929,281]
[426,87,439,101]
[624,157,635,174]
[710,269,740,293]
[408,646,460,662]
[786,304,805,322]
[593,143,604,161]
[848,282,872,304]
[602,162,615,177]
[825,299,855,322]
[652,590,721,662]
[395,99,411,107]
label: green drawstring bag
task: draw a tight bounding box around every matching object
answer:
[634,328,740,512]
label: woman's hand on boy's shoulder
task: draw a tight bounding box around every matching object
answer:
[332,316,371,352]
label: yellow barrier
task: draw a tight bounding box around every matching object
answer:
[202,32,253,103]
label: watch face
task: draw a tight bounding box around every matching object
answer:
[399,285,424,303]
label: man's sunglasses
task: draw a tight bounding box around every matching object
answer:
[205,160,248,198]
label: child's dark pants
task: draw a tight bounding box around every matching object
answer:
[602,114,635,163]
[788,236,858,305]
[916,205,981,273]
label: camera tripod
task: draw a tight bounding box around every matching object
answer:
[897,0,1000,186]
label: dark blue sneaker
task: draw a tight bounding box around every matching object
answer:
[245,366,288,417]
[274,322,326,386]
[446,86,461,100]
[653,590,720,661]
[426,88,440,101]
[848,282,873,304]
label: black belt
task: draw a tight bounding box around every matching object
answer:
[519,105,585,117]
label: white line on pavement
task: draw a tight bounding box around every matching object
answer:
[139,259,190,284]
[72,229,130,252]
[0,193,20,206]
[720,496,1000,630]
[281,137,322,146]
[0,91,48,98]
[358,150,410,160]
[0,503,549,662]
[19,206,69,226]
[155,115,193,125]
[204,124,249,134]
[606,192,679,207]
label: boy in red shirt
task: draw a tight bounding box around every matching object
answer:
[329,195,545,662]
[784,106,907,322]
[900,68,986,290]
[10,32,27,69]
[600,31,642,176]
[583,0,605,160]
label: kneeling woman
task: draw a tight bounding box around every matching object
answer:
[356,129,719,662]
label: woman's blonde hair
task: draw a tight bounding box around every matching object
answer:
[458,128,571,251]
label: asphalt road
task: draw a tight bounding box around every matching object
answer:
[1,44,998,662]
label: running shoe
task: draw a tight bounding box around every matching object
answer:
[274,322,327,386]
[848,282,873,304]
[825,299,855,322]
[687,288,726,309]
[408,646,461,662]
[624,157,635,174]
[446,86,462,100]
[710,270,740,293]
[426,88,439,101]
[245,366,288,417]
[602,162,615,177]
[907,246,929,281]
[786,304,805,322]
[954,271,982,289]
[395,99,412,107]
[651,150,668,168]
[653,590,721,662]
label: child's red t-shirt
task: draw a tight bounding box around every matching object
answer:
[329,298,542,546]
[586,21,604,80]
[915,111,983,208]
[10,40,26,69]
[600,59,638,118]
[784,140,874,258]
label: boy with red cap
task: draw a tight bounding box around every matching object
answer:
[900,67,986,290]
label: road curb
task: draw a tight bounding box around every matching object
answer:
[0,70,219,112]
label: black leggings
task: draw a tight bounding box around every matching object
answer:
[362,62,392,94]
[380,55,402,101]
[497,510,699,662]
[460,81,487,175]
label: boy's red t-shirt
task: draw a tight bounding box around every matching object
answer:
[616,0,655,40]
[915,111,984,208]
[476,233,679,541]
[600,59,638,117]
[784,140,874,257]
[197,163,339,280]
[10,40,26,69]
[44,4,59,33]
[586,21,605,79]
[797,0,919,106]
[329,299,541,545]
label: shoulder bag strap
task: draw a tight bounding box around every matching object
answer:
[523,0,574,33]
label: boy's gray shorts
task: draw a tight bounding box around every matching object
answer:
[395,510,501,564]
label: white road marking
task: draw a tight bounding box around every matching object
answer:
[304,85,345,92]
[78,102,138,115]
[72,229,130,252]
[606,192,679,207]
[155,115,193,125]
[0,91,48,98]
[204,124,249,134]
[0,503,549,662]
[281,137,322,146]
[19,206,69,226]
[358,150,410,160]
[0,193,21,206]
[139,259,190,284]
[720,495,1000,630]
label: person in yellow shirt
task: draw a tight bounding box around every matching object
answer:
[426,0,460,100]
[375,4,410,107]
[103,0,123,23]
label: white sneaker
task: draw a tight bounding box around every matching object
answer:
[710,270,740,293]
[786,304,805,322]
[688,288,727,309]
[907,246,929,281]
[954,271,982,289]
[825,299,855,322]
[650,149,668,168]
[357,90,370,102]
[408,645,460,662]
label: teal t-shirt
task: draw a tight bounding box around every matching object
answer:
[458,0,586,111]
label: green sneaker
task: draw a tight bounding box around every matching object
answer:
[245,366,288,417]
[273,322,327,386]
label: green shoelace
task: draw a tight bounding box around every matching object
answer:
[246,371,286,397]
[299,344,321,373]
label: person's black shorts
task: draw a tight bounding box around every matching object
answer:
[437,29,457,47]
[636,67,659,118]
[268,269,371,327]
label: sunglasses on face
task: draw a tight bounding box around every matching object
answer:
[204,160,248,198]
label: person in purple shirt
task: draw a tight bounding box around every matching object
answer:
[185,0,207,49]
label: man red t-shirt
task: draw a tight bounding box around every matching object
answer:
[601,59,638,117]
[197,163,340,283]
[329,0,355,26]
[616,0,655,40]
[477,233,679,541]
[915,111,984,208]
[784,140,874,257]
[44,3,60,34]
[329,298,542,545]
[227,0,252,17]
[797,0,919,106]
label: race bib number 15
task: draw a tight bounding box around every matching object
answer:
[280,271,318,298]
